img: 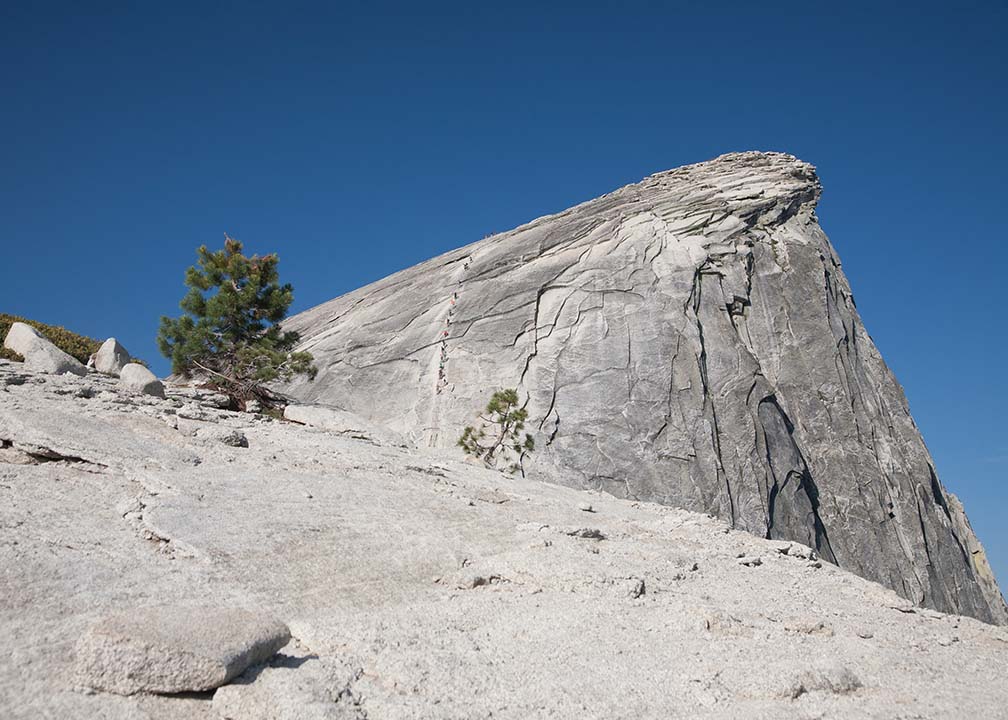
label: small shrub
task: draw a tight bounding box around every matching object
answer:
[458,388,535,474]
[0,313,101,364]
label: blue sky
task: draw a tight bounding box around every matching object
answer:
[2,2,1006,588]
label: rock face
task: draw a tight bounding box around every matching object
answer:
[3,322,86,376]
[75,606,290,695]
[93,337,131,375]
[281,151,1007,624]
[3,358,1008,719]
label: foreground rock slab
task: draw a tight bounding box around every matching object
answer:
[74,606,290,695]
[3,321,86,376]
[1,358,1007,719]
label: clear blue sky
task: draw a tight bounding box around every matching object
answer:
[2,2,1005,589]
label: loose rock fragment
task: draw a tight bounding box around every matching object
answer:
[3,322,86,376]
[562,527,606,540]
[785,620,833,636]
[787,666,862,699]
[177,402,213,420]
[93,338,132,375]
[195,425,249,448]
[0,442,36,465]
[74,606,290,695]
[456,573,501,589]
[119,363,165,398]
[776,542,818,561]
[203,392,233,409]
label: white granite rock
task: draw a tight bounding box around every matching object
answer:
[93,338,131,376]
[74,606,290,695]
[119,362,164,397]
[3,322,41,358]
[3,322,86,376]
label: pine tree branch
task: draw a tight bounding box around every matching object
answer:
[191,359,240,387]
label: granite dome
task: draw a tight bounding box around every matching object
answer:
[281,151,1007,624]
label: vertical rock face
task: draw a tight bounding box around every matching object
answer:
[282,152,1007,624]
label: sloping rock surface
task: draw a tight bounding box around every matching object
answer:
[280,151,1007,624]
[2,361,1008,719]
[283,403,407,446]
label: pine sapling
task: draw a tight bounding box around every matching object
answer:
[458,388,535,474]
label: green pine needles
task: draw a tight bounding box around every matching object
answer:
[158,235,316,408]
[458,388,535,474]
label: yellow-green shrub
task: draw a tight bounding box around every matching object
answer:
[0,314,101,364]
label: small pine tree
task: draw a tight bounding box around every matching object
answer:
[158,235,316,408]
[458,388,535,474]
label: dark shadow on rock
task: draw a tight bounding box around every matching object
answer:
[223,652,320,688]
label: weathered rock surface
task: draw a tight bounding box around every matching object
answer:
[195,425,249,448]
[3,321,86,376]
[75,606,290,695]
[2,359,1008,719]
[280,151,1007,624]
[212,647,363,720]
[120,362,165,397]
[283,403,406,446]
[93,337,131,375]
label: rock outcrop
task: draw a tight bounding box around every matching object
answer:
[2,358,1008,718]
[120,362,165,397]
[280,151,1007,624]
[92,337,131,375]
[3,321,86,376]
